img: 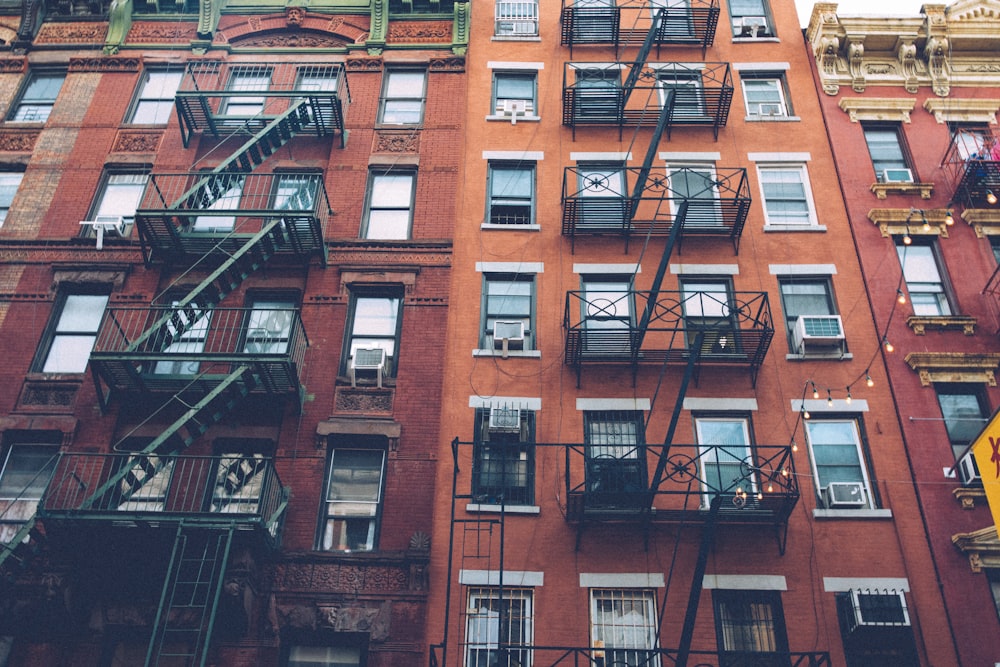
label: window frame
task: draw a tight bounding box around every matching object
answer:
[741,73,790,118]
[862,123,915,182]
[777,275,838,352]
[150,294,212,376]
[583,410,648,508]
[0,170,23,226]
[487,161,535,226]
[318,443,387,553]
[83,171,149,239]
[804,417,877,510]
[756,163,818,227]
[0,438,60,543]
[362,169,415,240]
[494,0,539,37]
[242,292,298,356]
[679,276,737,355]
[33,286,111,374]
[465,587,534,667]
[480,273,536,352]
[378,69,427,126]
[580,274,635,355]
[935,384,989,460]
[8,70,65,123]
[222,67,272,117]
[694,414,756,506]
[491,71,538,116]
[126,69,183,125]
[590,588,660,665]
[729,0,774,38]
[712,589,790,658]
[895,237,955,317]
[472,408,535,506]
[341,290,403,380]
[656,68,707,119]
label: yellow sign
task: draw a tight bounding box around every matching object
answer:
[972,408,1000,531]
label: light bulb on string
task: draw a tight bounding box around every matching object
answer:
[811,381,819,399]
[845,386,852,404]
[790,440,798,453]
[884,338,894,353]
[988,189,998,205]
[945,210,954,226]
[803,409,810,419]
[897,289,906,304]
[826,389,834,407]
[902,230,912,245]
[866,372,874,388]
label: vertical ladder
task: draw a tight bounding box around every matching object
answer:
[147,523,234,667]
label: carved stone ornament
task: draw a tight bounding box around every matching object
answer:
[346,57,383,72]
[317,600,390,641]
[387,21,450,43]
[428,56,465,73]
[953,487,985,510]
[373,130,419,154]
[906,315,977,335]
[18,379,79,412]
[334,386,394,413]
[68,57,140,73]
[126,22,198,43]
[112,130,162,153]
[867,208,950,235]
[904,352,1000,386]
[0,58,26,74]
[961,208,1000,237]
[952,525,1000,572]
[0,130,39,152]
[35,22,107,44]
[838,98,915,123]
[923,98,1000,125]
[227,31,349,49]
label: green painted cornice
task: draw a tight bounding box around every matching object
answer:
[451,1,468,54]
[104,0,132,54]
[197,0,223,38]
[367,0,387,54]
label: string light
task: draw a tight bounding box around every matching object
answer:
[791,440,798,453]
[883,337,894,353]
[896,289,906,305]
[802,408,810,420]
[845,386,852,404]
[902,231,912,245]
[866,372,874,388]
[988,189,998,205]
[944,210,954,226]
[826,389,834,407]
[811,381,820,399]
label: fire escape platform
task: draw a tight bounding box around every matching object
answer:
[560,0,720,52]
[943,127,1000,208]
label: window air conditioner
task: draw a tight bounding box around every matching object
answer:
[495,99,535,124]
[350,347,386,388]
[496,20,537,36]
[756,103,784,116]
[80,215,129,249]
[847,590,911,630]
[957,450,982,486]
[489,406,522,433]
[493,320,525,354]
[740,16,768,37]
[881,168,914,183]
[822,481,867,509]
[792,315,845,354]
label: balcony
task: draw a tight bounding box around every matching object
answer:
[134,171,330,266]
[175,62,349,147]
[37,452,286,547]
[430,645,830,667]
[562,61,733,139]
[564,290,774,385]
[560,0,720,54]
[89,306,308,397]
[943,127,1000,208]
[561,165,751,252]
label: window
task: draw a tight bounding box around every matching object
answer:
[244,297,296,355]
[0,442,58,543]
[287,645,362,667]
[151,298,211,376]
[473,408,534,505]
[481,274,535,351]
[0,172,22,225]
[35,289,109,373]
[343,292,402,379]
[584,411,647,508]
[320,447,385,552]
[9,71,64,122]
[295,66,338,94]
[835,591,918,666]
[668,165,722,227]
[492,71,537,117]
[210,443,271,515]
[465,588,533,667]
[379,70,426,125]
[863,124,913,182]
[778,277,840,353]
[730,0,773,37]
[495,0,538,36]
[128,70,183,124]
[713,590,789,665]
[695,416,754,505]
[223,67,271,117]
[575,163,627,230]
[192,174,244,232]
[272,173,319,212]
[936,385,989,460]
[654,0,696,39]
[657,69,706,119]
[896,239,952,316]
[758,165,816,226]
[742,74,789,118]
[488,163,534,225]
[590,589,659,666]
[988,569,1000,624]
[363,171,414,240]
[86,172,148,229]
[580,275,634,355]
[679,277,736,355]
[804,419,873,509]
[572,67,622,120]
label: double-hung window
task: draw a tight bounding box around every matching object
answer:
[757,165,816,227]
[805,419,873,510]
[0,172,23,226]
[243,297,296,355]
[712,590,790,661]
[695,416,754,505]
[778,276,842,355]
[465,588,533,667]
[363,171,414,240]
[320,445,385,552]
[128,70,183,125]
[492,71,537,118]
[0,442,59,543]
[495,0,538,37]
[584,411,647,507]
[343,292,402,380]
[35,288,110,374]
[896,239,953,316]
[85,172,148,238]
[488,162,534,226]
[223,67,271,117]
[9,71,65,122]
[575,163,627,230]
[473,407,534,505]
[287,645,363,667]
[153,297,212,376]
[379,70,426,125]
[742,74,789,118]
[192,174,244,232]
[668,165,723,228]
[572,66,622,121]
[680,277,736,355]
[863,124,914,182]
[580,275,634,355]
[657,68,706,120]
[936,385,989,460]
[730,0,773,37]
[481,274,535,351]
[590,589,659,666]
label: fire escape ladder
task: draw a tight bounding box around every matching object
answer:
[146,523,235,667]
[621,9,664,107]
[675,495,721,667]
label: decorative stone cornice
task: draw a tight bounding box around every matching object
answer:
[904,352,1000,386]
[960,208,1000,237]
[906,315,977,335]
[838,98,916,123]
[867,208,951,236]
[870,182,934,200]
[952,525,1000,572]
[954,486,986,510]
[923,98,1000,124]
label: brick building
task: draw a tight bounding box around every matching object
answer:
[807,2,1000,664]
[426,1,956,666]
[0,1,466,665]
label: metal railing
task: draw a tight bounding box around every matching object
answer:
[430,644,830,667]
[560,0,721,50]
[495,0,539,36]
[941,127,1000,208]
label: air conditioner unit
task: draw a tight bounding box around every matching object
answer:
[495,99,534,124]
[496,20,537,36]
[489,406,521,433]
[957,450,982,486]
[792,315,846,354]
[493,320,525,353]
[881,168,914,183]
[350,347,386,388]
[823,481,867,509]
[756,103,784,116]
[80,215,129,249]
[740,16,768,37]
[847,590,910,630]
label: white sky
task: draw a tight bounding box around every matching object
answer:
[794,0,931,27]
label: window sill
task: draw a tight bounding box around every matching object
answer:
[486,114,541,123]
[481,223,540,231]
[744,115,800,122]
[870,181,933,200]
[466,503,540,515]
[763,224,826,233]
[813,508,893,519]
[906,315,976,336]
[492,35,541,42]
[474,349,541,358]
[731,36,780,43]
[786,352,852,361]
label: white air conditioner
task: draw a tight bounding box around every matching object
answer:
[350,347,386,388]
[740,16,768,37]
[495,99,535,124]
[80,215,129,249]
[496,20,537,36]
[493,320,525,353]
[848,590,911,629]
[822,481,867,509]
[881,168,914,183]
[792,315,846,354]
[958,450,982,486]
[756,103,784,116]
[489,406,522,433]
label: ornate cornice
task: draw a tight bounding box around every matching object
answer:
[68,56,140,73]
[870,182,934,200]
[961,208,1000,237]
[868,208,951,236]
[923,98,1000,124]
[906,315,977,335]
[838,97,915,123]
[952,524,1000,572]
[904,351,1000,386]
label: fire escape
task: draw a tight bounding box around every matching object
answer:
[433,5,822,667]
[0,61,347,666]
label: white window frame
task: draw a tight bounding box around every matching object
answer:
[379,70,426,125]
[741,76,788,118]
[37,291,109,374]
[490,70,539,121]
[695,416,754,506]
[494,0,539,37]
[0,442,59,543]
[128,70,183,125]
[363,171,415,240]
[85,172,148,239]
[590,589,660,666]
[804,419,873,510]
[756,164,818,227]
[667,164,723,227]
[0,172,23,226]
[222,68,271,117]
[464,587,534,667]
[320,448,386,552]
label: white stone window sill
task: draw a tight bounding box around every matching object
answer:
[492,35,541,42]
[813,508,893,519]
[786,353,853,361]
[474,349,542,358]
[466,503,540,515]
[732,36,780,43]
[744,115,800,122]
[481,223,541,231]
[763,224,826,233]
[486,114,541,123]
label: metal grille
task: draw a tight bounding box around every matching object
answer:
[715,590,782,652]
[495,1,538,36]
[591,589,659,667]
[465,588,533,667]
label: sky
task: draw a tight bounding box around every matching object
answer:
[794,0,931,26]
